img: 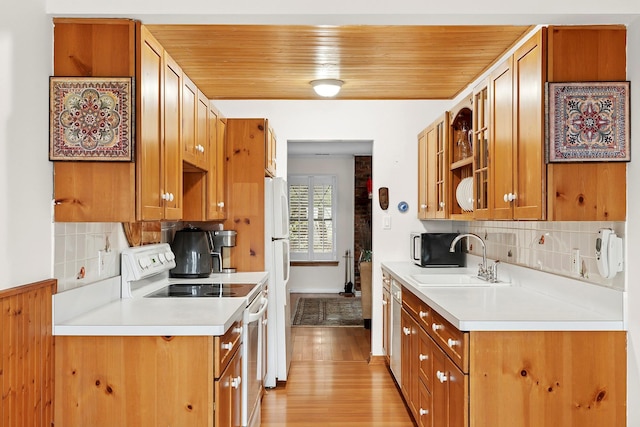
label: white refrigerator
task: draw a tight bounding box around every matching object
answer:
[264,177,292,388]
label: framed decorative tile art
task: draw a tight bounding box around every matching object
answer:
[546,81,630,163]
[49,77,134,161]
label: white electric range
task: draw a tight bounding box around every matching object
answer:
[121,243,268,427]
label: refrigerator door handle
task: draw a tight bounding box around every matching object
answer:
[283,239,290,285]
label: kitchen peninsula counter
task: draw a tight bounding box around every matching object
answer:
[382,261,625,331]
[53,271,268,336]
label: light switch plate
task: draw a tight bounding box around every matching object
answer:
[383,215,391,230]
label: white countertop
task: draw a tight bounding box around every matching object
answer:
[382,261,624,332]
[53,271,269,336]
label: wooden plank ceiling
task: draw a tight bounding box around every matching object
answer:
[146,24,533,100]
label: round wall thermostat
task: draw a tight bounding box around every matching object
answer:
[397,201,409,213]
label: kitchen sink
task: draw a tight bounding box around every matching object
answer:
[410,274,508,287]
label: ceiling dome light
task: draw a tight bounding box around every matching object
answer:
[310,79,344,97]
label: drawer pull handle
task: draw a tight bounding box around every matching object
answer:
[419,408,429,416]
[231,376,242,389]
[432,323,443,332]
[437,370,448,383]
[447,338,459,347]
[221,342,233,350]
[403,327,411,336]
[419,354,428,361]
[419,310,428,319]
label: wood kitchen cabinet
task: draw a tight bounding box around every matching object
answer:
[182,75,209,171]
[546,26,627,221]
[55,320,243,427]
[448,93,473,220]
[137,26,183,221]
[471,81,490,219]
[53,19,185,222]
[224,118,280,272]
[477,25,626,221]
[52,19,137,222]
[206,103,228,220]
[417,114,448,219]
[488,28,546,220]
[399,285,625,427]
[266,126,277,177]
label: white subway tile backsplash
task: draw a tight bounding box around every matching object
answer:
[53,222,129,291]
[462,220,624,290]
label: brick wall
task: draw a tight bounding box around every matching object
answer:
[354,156,372,290]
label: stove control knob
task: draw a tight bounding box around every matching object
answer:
[158,253,167,264]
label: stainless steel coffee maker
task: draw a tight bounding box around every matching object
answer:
[207,230,237,273]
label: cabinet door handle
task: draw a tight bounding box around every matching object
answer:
[447,338,459,348]
[161,192,169,201]
[217,201,225,208]
[231,376,242,389]
[419,310,428,319]
[403,327,411,336]
[221,342,233,350]
[432,323,443,332]
[503,192,517,202]
[233,326,243,335]
[420,204,427,209]
[437,370,448,383]
[439,201,445,208]
[382,300,388,306]
[419,408,429,416]
[419,354,428,361]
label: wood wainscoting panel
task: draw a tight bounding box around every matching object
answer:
[470,330,626,427]
[0,279,56,427]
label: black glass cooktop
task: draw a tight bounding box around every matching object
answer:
[145,283,255,298]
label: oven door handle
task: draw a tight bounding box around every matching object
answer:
[247,297,269,323]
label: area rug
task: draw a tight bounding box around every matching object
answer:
[292,297,363,327]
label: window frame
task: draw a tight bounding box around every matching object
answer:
[288,174,338,262]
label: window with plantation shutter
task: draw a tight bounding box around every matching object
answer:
[288,175,337,261]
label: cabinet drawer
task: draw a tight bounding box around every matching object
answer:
[428,308,468,373]
[402,286,431,329]
[214,319,242,378]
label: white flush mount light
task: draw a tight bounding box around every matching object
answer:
[310,79,344,97]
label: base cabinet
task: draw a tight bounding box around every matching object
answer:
[400,286,626,427]
[55,320,243,427]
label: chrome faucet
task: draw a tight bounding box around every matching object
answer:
[449,233,499,282]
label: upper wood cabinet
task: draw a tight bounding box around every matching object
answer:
[266,125,277,177]
[472,82,490,219]
[206,103,227,220]
[448,93,473,220]
[137,26,182,221]
[546,26,627,221]
[52,19,137,222]
[224,118,274,272]
[417,114,448,219]
[488,28,547,221]
[182,75,209,171]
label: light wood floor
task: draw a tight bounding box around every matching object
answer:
[260,326,415,426]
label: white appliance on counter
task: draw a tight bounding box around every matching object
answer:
[264,177,292,388]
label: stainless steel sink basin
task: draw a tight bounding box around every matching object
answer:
[410,274,507,287]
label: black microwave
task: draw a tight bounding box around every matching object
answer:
[410,232,465,267]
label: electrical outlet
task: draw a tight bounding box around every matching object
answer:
[571,249,581,276]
